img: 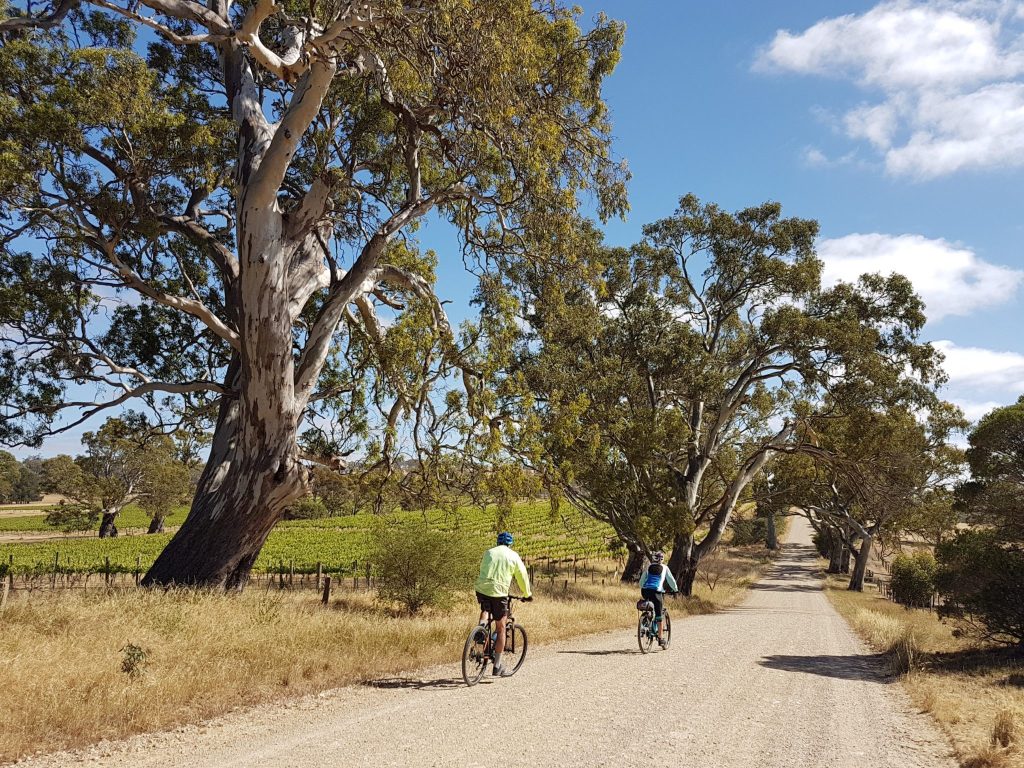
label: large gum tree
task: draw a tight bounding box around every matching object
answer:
[505,195,942,593]
[0,0,627,587]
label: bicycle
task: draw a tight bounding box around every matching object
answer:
[461,595,529,686]
[636,597,672,653]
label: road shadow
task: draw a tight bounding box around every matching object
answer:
[364,676,470,690]
[758,653,892,682]
[558,648,639,656]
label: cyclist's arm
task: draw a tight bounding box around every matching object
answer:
[513,552,532,598]
[664,568,679,593]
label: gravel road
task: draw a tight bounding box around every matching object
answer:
[17,517,956,768]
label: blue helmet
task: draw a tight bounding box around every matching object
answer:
[497,531,514,546]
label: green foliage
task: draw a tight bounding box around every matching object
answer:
[369,517,477,613]
[120,643,149,678]
[284,496,330,520]
[936,531,1024,646]
[889,551,937,607]
[729,516,769,547]
[957,395,1024,542]
[44,502,99,533]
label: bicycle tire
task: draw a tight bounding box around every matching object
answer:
[503,624,528,676]
[637,612,654,653]
[662,610,672,650]
[461,625,489,686]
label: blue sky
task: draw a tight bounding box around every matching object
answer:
[424,0,1024,426]
[16,1,1024,457]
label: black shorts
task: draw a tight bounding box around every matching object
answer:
[641,588,664,619]
[476,591,510,620]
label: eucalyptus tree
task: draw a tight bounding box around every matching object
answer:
[506,195,941,593]
[770,404,965,591]
[0,0,627,586]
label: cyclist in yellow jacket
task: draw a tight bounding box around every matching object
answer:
[475,531,532,675]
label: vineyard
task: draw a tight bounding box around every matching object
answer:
[0,502,617,577]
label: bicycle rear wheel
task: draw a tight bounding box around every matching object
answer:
[502,623,528,676]
[637,612,654,653]
[661,610,672,650]
[461,625,489,686]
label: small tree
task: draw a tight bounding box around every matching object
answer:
[936,531,1024,646]
[889,551,937,607]
[136,449,191,533]
[369,518,478,614]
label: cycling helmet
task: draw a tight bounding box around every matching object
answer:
[497,531,514,546]
[651,550,665,563]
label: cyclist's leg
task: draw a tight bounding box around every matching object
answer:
[490,597,510,670]
[651,592,665,641]
[475,591,490,626]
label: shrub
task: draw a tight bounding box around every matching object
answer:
[936,530,1024,646]
[729,516,766,546]
[283,496,329,520]
[369,517,479,614]
[889,550,937,607]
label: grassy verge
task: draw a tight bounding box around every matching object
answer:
[0,550,764,763]
[826,577,1024,768]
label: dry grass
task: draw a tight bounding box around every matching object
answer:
[0,553,761,763]
[827,577,1024,768]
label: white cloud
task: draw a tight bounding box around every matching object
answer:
[934,339,1024,391]
[756,1,1024,177]
[818,233,1023,320]
[957,398,1006,420]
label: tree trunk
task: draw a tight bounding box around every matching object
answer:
[98,512,118,538]
[826,528,843,573]
[848,534,873,591]
[839,538,852,574]
[668,533,698,597]
[147,516,165,534]
[621,545,644,583]
[142,358,309,589]
[765,512,778,551]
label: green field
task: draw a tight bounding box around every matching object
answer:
[0,502,616,575]
[0,504,191,533]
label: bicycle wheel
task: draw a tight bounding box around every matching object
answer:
[461,625,489,686]
[661,610,672,650]
[637,612,654,653]
[502,623,528,676]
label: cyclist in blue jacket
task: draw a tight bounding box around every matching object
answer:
[639,551,678,648]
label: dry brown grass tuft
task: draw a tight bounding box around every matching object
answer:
[826,577,1024,768]
[0,554,760,763]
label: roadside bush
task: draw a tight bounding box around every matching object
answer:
[936,530,1024,646]
[889,550,937,607]
[729,516,766,546]
[369,517,478,614]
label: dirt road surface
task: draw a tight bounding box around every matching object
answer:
[15,517,955,768]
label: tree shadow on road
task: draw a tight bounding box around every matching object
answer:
[758,653,893,682]
[558,649,639,656]
[364,676,470,690]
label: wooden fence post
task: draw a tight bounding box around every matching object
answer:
[315,562,322,592]
[289,560,294,587]
[0,576,8,614]
[104,557,111,588]
[134,554,142,587]
[321,575,332,606]
[365,562,371,590]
